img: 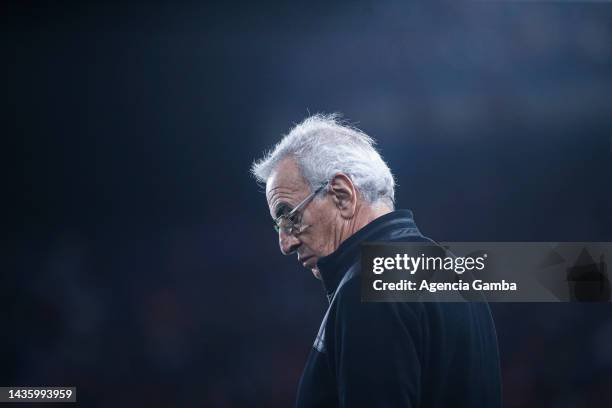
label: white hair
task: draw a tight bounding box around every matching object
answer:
[251,113,395,209]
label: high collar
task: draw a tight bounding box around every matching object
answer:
[316,209,421,300]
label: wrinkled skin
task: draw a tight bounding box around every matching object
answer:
[266,156,391,279]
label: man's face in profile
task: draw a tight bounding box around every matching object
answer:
[265,157,337,279]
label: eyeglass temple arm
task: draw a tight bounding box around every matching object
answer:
[275,181,329,222]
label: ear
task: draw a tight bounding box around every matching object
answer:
[329,173,357,219]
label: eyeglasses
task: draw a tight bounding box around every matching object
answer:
[273,182,328,235]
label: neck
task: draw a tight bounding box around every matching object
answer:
[333,203,392,250]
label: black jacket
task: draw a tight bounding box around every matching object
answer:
[296,210,502,408]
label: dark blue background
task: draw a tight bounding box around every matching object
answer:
[5,1,612,406]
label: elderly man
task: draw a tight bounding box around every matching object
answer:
[251,114,501,408]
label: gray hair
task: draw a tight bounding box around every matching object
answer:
[251,113,395,209]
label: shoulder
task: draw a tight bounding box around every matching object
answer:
[332,272,425,331]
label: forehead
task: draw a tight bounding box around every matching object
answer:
[265,157,309,209]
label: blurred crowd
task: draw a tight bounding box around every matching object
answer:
[5,1,612,406]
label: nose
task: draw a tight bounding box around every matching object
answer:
[279,229,301,255]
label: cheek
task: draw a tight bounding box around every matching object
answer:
[306,216,335,255]
[303,200,337,255]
